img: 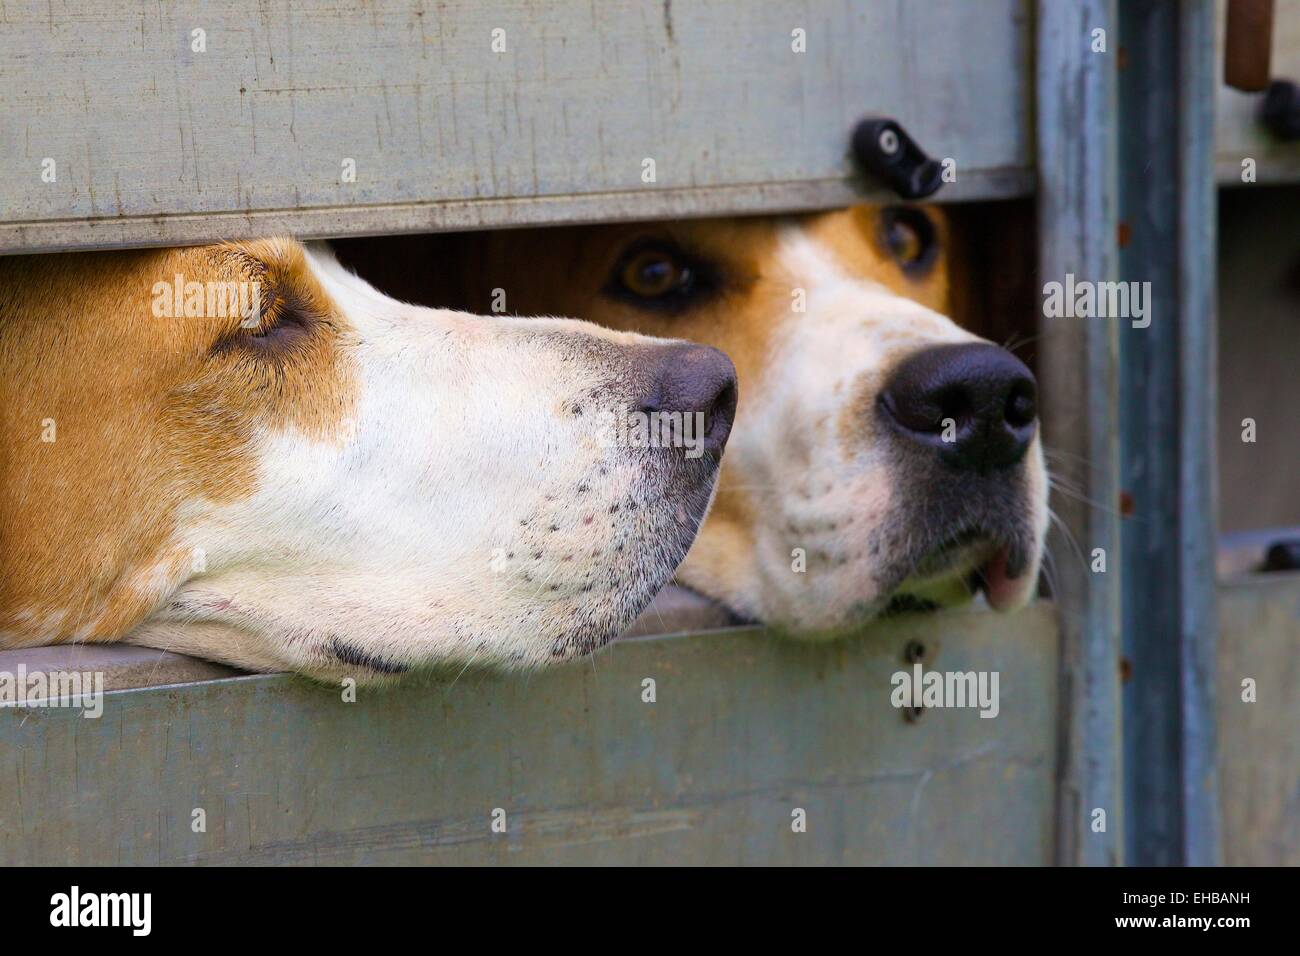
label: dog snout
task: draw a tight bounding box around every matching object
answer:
[636,343,738,456]
[879,342,1037,473]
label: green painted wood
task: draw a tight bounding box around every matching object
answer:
[1217,573,1300,866]
[0,0,1033,253]
[0,604,1059,865]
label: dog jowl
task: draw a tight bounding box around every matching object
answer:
[0,239,735,679]
[338,204,1049,635]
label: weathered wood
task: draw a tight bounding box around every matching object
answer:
[1224,0,1275,92]
[1217,573,1300,866]
[3,572,1292,865]
[0,644,239,692]
[0,0,1033,253]
[1036,0,1124,866]
[0,605,1059,865]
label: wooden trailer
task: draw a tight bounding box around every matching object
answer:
[0,0,1296,865]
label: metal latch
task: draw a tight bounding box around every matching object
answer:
[851,118,945,200]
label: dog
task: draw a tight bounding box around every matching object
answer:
[0,239,735,679]
[335,204,1048,636]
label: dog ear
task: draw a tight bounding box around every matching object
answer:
[944,199,1039,377]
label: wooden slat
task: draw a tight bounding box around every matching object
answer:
[3,571,1292,864]
[1036,0,1125,867]
[1224,0,1275,91]
[0,605,1059,865]
[1217,573,1300,866]
[0,0,1033,253]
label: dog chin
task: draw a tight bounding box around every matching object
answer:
[882,534,1039,612]
[397,453,725,672]
[146,449,723,680]
[457,450,726,669]
[760,535,1042,641]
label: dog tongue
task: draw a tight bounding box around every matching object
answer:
[980,547,1021,611]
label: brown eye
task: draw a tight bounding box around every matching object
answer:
[620,248,691,298]
[605,240,718,314]
[881,207,937,274]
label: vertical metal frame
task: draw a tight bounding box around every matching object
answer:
[1117,0,1221,866]
[1036,0,1124,866]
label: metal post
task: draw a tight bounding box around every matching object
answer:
[1036,0,1124,866]
[1117,0,1221,867]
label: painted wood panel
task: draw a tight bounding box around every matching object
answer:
[0,0,1033,253]
[0,604,1058,865]
[1217,573,1300,866]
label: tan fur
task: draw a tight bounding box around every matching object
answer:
[2,238,728,676]
[335,204,1049,631]
[0,240,354,646]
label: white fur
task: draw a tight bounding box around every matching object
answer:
[127,244,720,678]
[680,228,1049,631]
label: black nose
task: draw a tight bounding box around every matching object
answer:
[879,342,1037,473]
[636,343,738,456]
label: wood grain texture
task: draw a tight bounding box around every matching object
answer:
[1,574,1292,864]
[1217,573,1300,866]
[0,604,1059,865]
[0,0,1034,253]
[1035,0,1124,867]
[1224,0,1276,91]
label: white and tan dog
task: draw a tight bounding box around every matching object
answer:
[337,204,1048,636]
[0,239,736,679]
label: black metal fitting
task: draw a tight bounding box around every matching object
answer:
[851,117,945,200]
[1261,79,1300,140]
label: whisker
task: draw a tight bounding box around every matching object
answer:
[1002,331,1045,353]
[1042,446,1095,468]
[1047,477,1130,521]
[1046,507,1089,576]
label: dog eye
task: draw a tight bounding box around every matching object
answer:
[212,291,313,355]
[880,207,938,274]
[618,247,693,299]
[247,304,312,345]
[605,240,720,313]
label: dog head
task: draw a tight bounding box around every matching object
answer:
[373,206,1048,634]
[0,239,734,678]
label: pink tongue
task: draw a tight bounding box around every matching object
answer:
[980,548,1021,611]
